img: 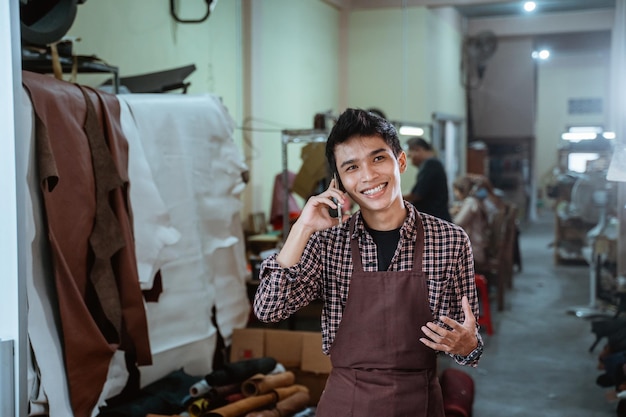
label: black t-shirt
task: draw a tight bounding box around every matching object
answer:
[365,225,401,271]
[410,157,451,222]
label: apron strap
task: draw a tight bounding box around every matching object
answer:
[349,215,364,272]
[412,212,425,272]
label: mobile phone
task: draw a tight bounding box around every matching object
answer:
[333,173,343,226]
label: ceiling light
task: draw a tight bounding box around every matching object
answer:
[532,49,550,60]
[524,2,536,12]
[561,132,598,141]
[569,126,603,133]
[399,126,425,136]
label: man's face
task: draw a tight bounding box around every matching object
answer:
[407,147,425,167]
[334,135,407,214]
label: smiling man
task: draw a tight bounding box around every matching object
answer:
[254,108,483,417]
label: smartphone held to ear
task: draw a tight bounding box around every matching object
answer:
[330,173,343,226]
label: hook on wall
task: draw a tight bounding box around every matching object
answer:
[170,0,216,24]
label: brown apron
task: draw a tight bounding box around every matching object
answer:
[316,215,444,417]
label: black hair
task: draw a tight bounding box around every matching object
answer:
[406,136,432,151]
[325,108,401,187]
[366,107,387,120]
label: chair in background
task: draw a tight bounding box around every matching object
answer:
[475,273,494,335]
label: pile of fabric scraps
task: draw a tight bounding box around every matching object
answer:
[98,357,312,417]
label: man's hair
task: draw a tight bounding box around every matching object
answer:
[366,107,387,120]
[406,136,432,151]
[325,108,401,179]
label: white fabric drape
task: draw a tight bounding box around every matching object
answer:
[117,94,250,388]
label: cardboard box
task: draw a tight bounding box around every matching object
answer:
[230,328,332,404]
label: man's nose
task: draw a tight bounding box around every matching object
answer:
[361,163,378,181]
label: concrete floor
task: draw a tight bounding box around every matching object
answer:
[441,212,618,416]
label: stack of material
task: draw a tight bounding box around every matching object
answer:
[99,358,311,417]
[186,358,310,417]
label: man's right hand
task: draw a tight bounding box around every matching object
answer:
[276,178,347,268]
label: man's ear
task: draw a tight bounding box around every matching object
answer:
[399,151,408,173]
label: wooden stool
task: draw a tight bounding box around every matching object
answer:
[475,273,494,335]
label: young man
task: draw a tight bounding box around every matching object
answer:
[403,136,452,222]
[254,109,482,417]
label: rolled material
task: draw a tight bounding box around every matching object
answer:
[244,391,311,417]
[241,372,296,397]
[206,358,278,386]
[190,379,211,397]
[212,383,243,401]
[206,385,309,417]
[274,385,309,402]
[187,383,242,415]
[188,398,212,417]
[205,392,278,417]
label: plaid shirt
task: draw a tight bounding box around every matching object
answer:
[254,203,483,366]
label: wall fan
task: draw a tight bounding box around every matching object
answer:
[462,30,498,88]
[462,30,497,141]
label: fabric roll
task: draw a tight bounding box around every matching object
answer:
[205,357,277,386]
[190,379,211,397]
[188,397,212,417]
[206,385,308,417]
[244,390,310,417]
[204,392,278,417]
[187,382,243,416]
[272,385,309,402]
[210,383,242,402]
[98,368,200,417]
[241,372,296,397]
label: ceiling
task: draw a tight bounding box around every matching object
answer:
[455,0,616,19]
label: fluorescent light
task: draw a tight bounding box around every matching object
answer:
[603,131,616,139]
[531,49,550,60]
[399,126,425,136]
[569,126,603,133]
[524,2,536,12]
[561,132,598,141]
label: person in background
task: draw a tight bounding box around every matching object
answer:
[466,173,505,224]
[254,108,482,417]
[403,137,452,222]
[451,175,489,269]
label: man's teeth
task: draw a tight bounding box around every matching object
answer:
[363,184,385,195]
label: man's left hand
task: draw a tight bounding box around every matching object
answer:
[419,295,478,356]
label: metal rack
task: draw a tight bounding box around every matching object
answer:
[22,48,121,93]
[281,128,328,237]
